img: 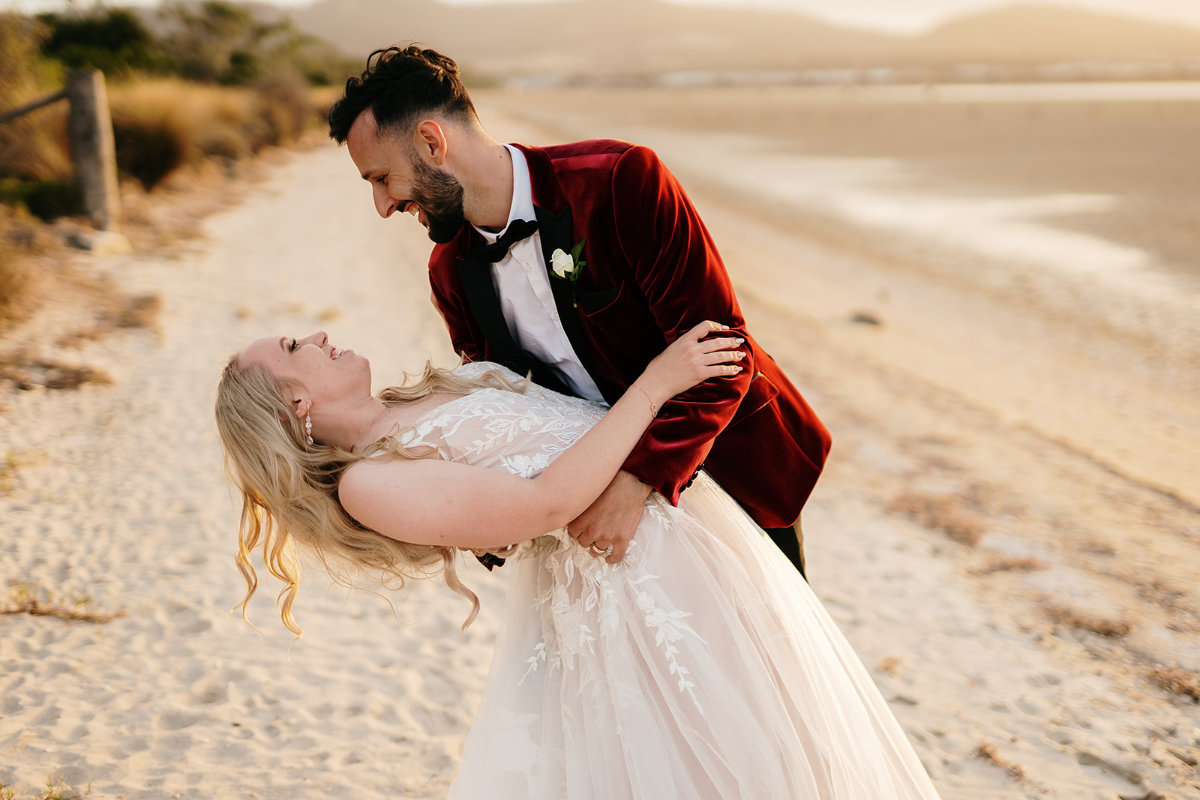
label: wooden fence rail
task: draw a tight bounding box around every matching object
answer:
[0,69,121,231]
[0,89,67,126]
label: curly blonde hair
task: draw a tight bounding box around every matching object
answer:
[214,356,523,635]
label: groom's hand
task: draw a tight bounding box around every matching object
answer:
[569,470,652,563]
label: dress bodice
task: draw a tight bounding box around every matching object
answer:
[398,362,606,478]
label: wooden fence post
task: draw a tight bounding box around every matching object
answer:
[66,69,121,231]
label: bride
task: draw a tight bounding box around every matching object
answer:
[214,321,941,799]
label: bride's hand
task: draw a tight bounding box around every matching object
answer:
[632,320,745,408]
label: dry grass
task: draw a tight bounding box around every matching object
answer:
[886,492,985,546]
[32,774,90,800]
[973,741,1028,782]
[0,205,54,330]
[1,584,125,624]
[0,452,17,494]
[0,356,113,390]
[0,103,72,183]
[0,448,42,494]
[109,79,256,188]
[969,555,1047,575]
[875,656,901,676]
[110,292,162,329]
[1148,667,1200,702]
[108,78,329,190]
[1042,603,1132,638]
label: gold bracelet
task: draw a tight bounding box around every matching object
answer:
[630,383,659,416]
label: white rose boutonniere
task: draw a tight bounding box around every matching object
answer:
[550,238,587,282]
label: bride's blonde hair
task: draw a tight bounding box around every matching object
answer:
[214,355,523,635]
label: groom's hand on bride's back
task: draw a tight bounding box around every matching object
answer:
[568,470,652,563]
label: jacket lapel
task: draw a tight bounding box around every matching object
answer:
[455,254,520,364]
[534,202,593,374]
[454,252,576,396]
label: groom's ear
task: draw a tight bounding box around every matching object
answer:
[414,119,448,165]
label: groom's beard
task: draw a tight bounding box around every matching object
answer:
[410,157,466,244]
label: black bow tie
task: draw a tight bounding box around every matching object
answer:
[470,218,539,263]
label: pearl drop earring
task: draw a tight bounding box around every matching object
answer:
[304,415,314,446]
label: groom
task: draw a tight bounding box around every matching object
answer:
[327,46,829,574]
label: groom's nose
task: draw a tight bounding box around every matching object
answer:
[373,183,398,218]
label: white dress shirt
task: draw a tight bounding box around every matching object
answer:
[472,145,605,403]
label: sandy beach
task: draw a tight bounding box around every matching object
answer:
[1,89,1197,799]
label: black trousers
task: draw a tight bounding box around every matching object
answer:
[762,519,806,579]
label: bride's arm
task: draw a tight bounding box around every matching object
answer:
[339,321,743,551]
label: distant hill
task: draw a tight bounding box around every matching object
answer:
[908,4,1200,63]
[289,0,1200,81]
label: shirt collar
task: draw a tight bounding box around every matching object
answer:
[473,144,535,245]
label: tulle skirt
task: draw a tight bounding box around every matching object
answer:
[447,474,941,799]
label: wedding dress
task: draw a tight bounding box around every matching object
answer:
[401,363,941,799]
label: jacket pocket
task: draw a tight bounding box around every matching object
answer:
[729,371,780,427]
[575,282,623,315]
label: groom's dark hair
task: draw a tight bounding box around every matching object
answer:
[328,45,477,144]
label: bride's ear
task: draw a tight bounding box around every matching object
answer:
[290,396,311,421]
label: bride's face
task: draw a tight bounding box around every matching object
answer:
[239,331,371,403]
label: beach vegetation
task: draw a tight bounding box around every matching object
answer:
[2,3,353,196]
[969,554,1046,575]
[973,741,1027,782]
[0,773,91,799]
[1,583,125,624]
[1041,603,1132,638]
[886,492,984,546]
[0,4,352,330]
[1148,666,1200,703]
[38,7,162,78]
[0,205,53,332]
[39,773,90,800]
[0,451,21,493]
[0,355,114,391]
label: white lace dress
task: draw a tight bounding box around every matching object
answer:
[402,363,941,800]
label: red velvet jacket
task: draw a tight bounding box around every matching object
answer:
[428,140,831,528]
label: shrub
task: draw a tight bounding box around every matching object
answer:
[38,7,164,77]
[108,77,319,186]
[111,111,191,190]
[23,178,82,219]
[253,69,313,147]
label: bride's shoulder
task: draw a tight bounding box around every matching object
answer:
[454,360,526,384]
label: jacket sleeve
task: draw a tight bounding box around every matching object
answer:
[610,145,756,506]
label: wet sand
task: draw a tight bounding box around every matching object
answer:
[0,88,1197,799]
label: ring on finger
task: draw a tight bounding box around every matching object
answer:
[589,543,614,558]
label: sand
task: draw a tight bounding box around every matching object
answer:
[1,91,1197,799]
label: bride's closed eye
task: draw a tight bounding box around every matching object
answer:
[288,338,298,352]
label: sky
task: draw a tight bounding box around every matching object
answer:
[2,0,1199,34]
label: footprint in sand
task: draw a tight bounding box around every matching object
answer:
[190,679,229,705]
[157,710,200,730]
